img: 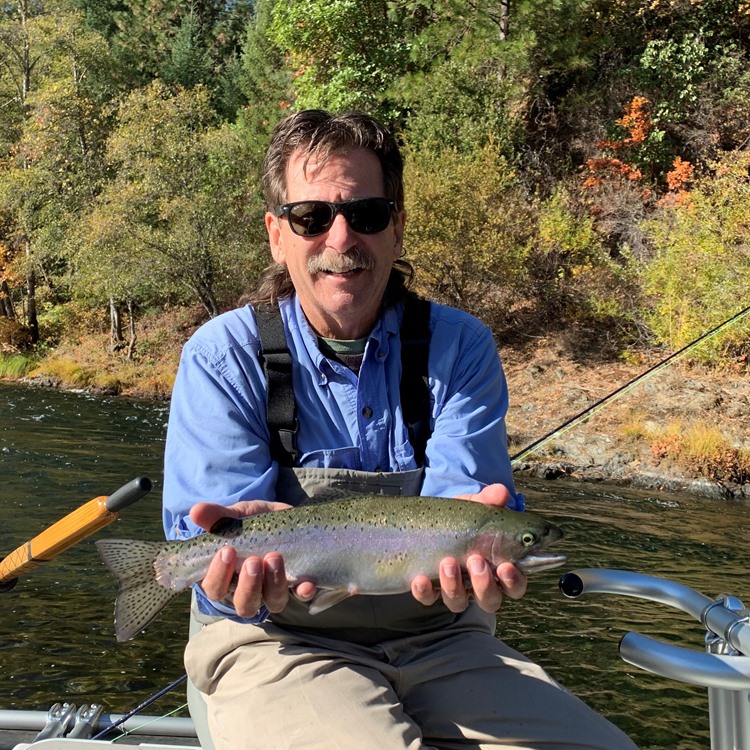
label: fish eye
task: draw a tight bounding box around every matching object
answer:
[521,531,537,547]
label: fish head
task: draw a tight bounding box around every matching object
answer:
[485,512,567,575]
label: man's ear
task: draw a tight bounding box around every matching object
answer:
[266,211,286,264]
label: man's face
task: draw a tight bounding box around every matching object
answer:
[265,147,405,339]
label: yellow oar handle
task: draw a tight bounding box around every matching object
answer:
[0,477,151,588]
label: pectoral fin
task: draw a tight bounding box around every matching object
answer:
[307,588,356,615]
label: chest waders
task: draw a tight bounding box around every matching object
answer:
[253,294,495,641]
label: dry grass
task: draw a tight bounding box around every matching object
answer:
[648,420,750,484]
[30,305,203,398]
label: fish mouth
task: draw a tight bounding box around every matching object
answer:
[516,553,568,574]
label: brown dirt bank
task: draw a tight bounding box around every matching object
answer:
[503,341,750,501]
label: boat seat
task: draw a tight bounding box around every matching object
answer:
[187,593,217,750]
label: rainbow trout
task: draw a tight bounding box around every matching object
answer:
[96,495,566,641]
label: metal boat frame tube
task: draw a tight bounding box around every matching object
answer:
[0,710,196,737]
[560,568,750,750]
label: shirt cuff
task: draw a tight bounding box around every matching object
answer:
[193,584,269,624]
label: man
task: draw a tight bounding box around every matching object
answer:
[163,109,636,750]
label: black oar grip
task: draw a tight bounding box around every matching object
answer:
[105,477,152,512]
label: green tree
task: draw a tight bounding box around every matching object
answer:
[80,81,266,321]
[236,0,291,140]
[0,2,113,342]
[160,7,213,89]
[269,0,409,121]
[404,141,533,334]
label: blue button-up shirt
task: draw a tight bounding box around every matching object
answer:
[163,294,524,616]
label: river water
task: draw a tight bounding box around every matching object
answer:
[0,381,748,749]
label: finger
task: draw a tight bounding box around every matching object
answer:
[232,556,264,617]
[262,552,289,613]
[496,562,527,600]
[190,500,293,532]
[190,502,239,532]
[293,580,317,602]
[438,558,469,613]
[466,555,503,613]
[201,545,237,601]
[455,483,511,508]
[411,574,440,606]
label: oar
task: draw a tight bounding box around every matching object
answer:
[0,476,152,591]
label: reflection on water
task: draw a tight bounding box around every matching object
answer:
[1,382,748,749]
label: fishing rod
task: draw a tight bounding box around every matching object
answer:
[0,476,152,591]
[510,303,750,465]
[89,674,188,741]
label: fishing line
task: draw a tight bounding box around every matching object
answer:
[510,303,750,465]
[108,702,190,743]
[89,674,187,741]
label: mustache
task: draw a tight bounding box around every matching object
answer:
[307,248,376,274]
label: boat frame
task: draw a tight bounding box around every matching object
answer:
[561,568,750,750]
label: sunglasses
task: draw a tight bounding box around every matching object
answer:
[275,197,396,237]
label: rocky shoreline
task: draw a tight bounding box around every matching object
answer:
[503,343,750,502]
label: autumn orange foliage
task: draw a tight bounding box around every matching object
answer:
[656,156,695,207]
[581,96,655,191]
[581,157,643,188]
[599,95,652,151]
[665,156,694,191]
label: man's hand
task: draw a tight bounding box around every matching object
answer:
[190,500,317,617]
[410,484,528,612]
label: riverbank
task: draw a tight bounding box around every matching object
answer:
[6,307,750,502]
[503,341,750,501]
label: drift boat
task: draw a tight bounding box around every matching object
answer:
[2,482,749,749]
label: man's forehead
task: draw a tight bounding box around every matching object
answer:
[285,147,384,192]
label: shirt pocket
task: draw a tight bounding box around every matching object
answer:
[298,446,361,470]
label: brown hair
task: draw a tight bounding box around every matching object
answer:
[247,110,413,308]
[261,109,404,210]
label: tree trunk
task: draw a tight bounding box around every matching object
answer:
[126,299,137,360]
[499,0,510,41]
[110,296,125,351]
[25,263,39,344]
[0,281,15,319]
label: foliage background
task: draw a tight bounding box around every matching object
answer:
[1,0,749,380]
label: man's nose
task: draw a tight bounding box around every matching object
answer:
[325,211,356,249]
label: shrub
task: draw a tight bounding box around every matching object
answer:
[641,151,750,365]
[648,420,750,484]
[0,317,33,352]
[404,141,534,334]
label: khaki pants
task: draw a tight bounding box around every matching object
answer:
[185,615,637,750]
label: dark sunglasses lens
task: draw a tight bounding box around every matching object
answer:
[345,199,392,234]
[288,202,336,236]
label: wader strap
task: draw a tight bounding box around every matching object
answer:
[400,294,431,467]
[256,305,298,466]
[256,294,432,467]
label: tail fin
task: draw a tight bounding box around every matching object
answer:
[96,539,180,642]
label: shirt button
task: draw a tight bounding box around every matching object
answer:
[362,406,373,419]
